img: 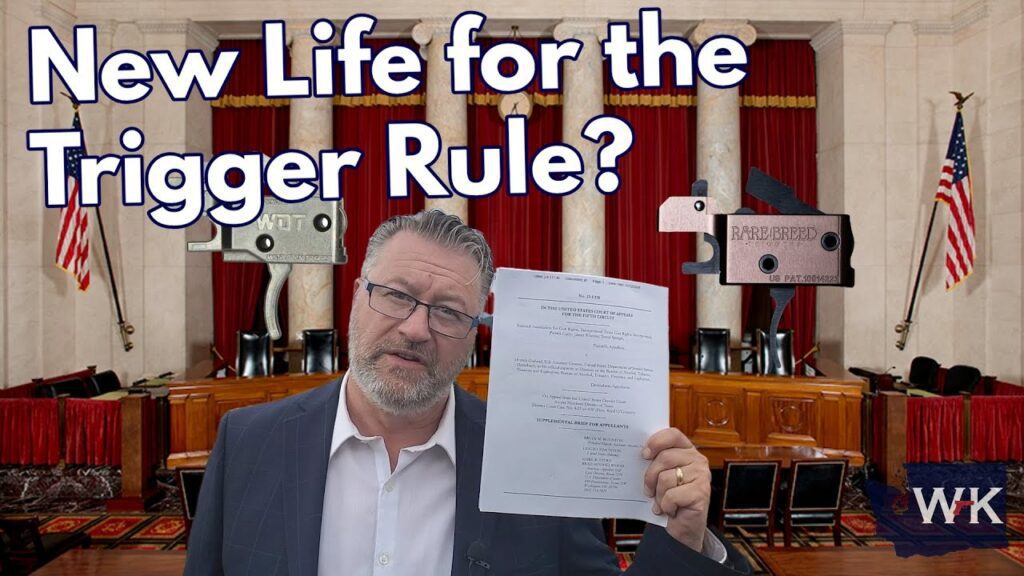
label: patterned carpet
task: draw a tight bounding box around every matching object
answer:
[3,467,1024,573]
[721,511,1024,574]
[2,513,189,551]
[2,510,1021,573]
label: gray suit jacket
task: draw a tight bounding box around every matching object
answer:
[184,379,751,575]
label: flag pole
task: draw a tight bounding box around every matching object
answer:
[894,202,938,350]
[895,92,972,350]
[93,190,135,352]
[63,94,135,351]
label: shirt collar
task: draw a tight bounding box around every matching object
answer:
[331,371,457,466]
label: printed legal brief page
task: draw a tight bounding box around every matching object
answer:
[480,268,669,525]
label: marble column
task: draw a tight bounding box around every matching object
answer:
[554,19,607,275]
[413,19,468,223]
[287,27,334,348]
[137,19,217,377]
[812,21,892,369]
[691,21,756,341]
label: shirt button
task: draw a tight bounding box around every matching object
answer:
[378,553,390,566]
[384,482,394,493]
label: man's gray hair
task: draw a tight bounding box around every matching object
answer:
[361,210,495,307]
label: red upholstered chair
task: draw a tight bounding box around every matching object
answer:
[782,459,848,547]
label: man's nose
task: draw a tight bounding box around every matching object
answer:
[397,304,432,342]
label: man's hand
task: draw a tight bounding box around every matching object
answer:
[642,428,712,552]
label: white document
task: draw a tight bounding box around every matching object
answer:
[479,268,669,526]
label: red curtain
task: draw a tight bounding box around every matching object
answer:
[740,41,818,362]
[906,396,964,463]
[605,55,697,365]
[467,38,564,359]
[0,399,60,465]
[971,396,1024,462]
[332,40,426,355]
[468,38,562,273]
[209,37,819,373]
[212,40,291,369]
[64,399,122,466]
[871,394,885,465]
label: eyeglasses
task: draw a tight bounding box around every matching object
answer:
[362,280,481,339]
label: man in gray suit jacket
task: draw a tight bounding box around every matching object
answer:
[185,210,750,575]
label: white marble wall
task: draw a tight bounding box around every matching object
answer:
[813,21,893,372]
[2,0,1024,385]
[813,20,847,365]
[4,0,75,385]
[976,0,1023,382]
[1,1,11,388]
[815,1,1024,382]
[0,2,214,387]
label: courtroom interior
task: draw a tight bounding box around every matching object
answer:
[1,0,1023,574]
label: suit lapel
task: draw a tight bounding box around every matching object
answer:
[283,379,341,576]
[452,388,496,576]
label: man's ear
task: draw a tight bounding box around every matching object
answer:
[352,278,361,302]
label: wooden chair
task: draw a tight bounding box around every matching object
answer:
[604,518,645,551]
[0,517,90,574]
[719,459,782,546]
[783,459,848,547]
[178,467,207,538]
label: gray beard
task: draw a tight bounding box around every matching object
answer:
[347,318,468,416]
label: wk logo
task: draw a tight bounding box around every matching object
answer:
[911,487,1003,525]
[866,463,1008,557]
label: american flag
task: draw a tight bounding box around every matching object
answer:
[56,111,91,291]
[934,111,975,291]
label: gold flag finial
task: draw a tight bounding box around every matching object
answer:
[59,91,80,110]
[950,91,974,111]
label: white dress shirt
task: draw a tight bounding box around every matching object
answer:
[318,373,457,576]
[317,373,726,575]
